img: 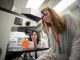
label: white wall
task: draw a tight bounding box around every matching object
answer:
[71,7,80,28]
[71,7,80,21]
[0,10,15,60]
[14,0,28,9]
[13,0,28,13]
[76,0,80,8]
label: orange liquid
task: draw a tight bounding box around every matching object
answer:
[22,39,29,48]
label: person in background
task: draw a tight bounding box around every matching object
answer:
[36,7,80,60]
[29,31,40,48]
[29,31,48,59]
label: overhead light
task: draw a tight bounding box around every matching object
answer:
[53,0,76,13]
[26,0,44,9]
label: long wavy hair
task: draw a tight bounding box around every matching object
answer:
[29,31,40,44]
[41,7,66,34]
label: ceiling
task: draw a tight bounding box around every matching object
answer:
[13,0,77,14]
[39,0,61,9]
[0,0,77,14]
[0,0,78,26]
[13,0,61,13]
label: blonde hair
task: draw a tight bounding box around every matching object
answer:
[41,7,66,34]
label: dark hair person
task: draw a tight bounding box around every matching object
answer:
[36,7,80,60]
[29,31,48,59]
[29,31,40,45]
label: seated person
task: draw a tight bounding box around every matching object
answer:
[29,31,48,59]
[15,30,48,60]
